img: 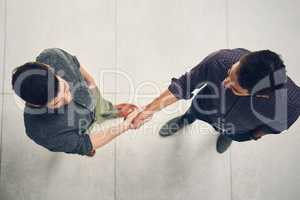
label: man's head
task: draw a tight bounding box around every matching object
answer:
[223,50,286,96]
[12,62,72,109]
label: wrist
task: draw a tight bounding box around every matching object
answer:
[117,122,130,133]
[143,105,156,116]
[145,98,167,113]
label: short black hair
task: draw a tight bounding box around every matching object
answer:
[12,62,59,106]
[238,50,286,93]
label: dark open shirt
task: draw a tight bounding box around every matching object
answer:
[169,48,300,139]
[24,48,96,156]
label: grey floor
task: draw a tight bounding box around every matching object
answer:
[1,0,300,200]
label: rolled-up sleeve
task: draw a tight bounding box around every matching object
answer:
[168,62,210,100]
[36,48,81,71]
[168,51,226,100]
[47,131,93,156]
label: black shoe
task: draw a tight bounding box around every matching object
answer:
[216,134,232,154]
[159,116,190,137]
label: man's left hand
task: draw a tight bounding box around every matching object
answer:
[116,103,139,118]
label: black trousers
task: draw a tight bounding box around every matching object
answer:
[181,107,255,142]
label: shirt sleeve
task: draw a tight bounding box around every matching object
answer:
[56,48,81,69]
[168,63,208,100]
[47,130,93,156]
[36,48,80,70]
[168,51,226,100]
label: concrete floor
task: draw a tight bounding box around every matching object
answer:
[1,0,300,199]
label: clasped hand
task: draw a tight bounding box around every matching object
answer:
[121,107,154,130]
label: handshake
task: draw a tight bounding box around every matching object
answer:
[116,103,154,130]
[88,89,178,157]
[116,90,178,131]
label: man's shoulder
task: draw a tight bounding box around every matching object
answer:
[23,111,65,153]
[287,77,300,99]
[23,107,62,134]
[36,48,76,64]
[23,110,46,142]
[36,48,64,60]
[199,48,250,73]
[35,48,81,83]
[208,48,250,63]
[287,78,300,111]
[23,109,70,143]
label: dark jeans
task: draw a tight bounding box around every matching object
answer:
[181,107,255,142]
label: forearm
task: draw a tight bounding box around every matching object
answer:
[144,89,179,114]
[131,89,179,128]
[89,123,128,150]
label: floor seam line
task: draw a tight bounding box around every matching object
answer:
[225,0,233,200]
[114,0,118,199]
[0,0,8,185]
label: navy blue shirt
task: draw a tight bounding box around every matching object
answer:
[24,48,96,156]
[169,49,300,138]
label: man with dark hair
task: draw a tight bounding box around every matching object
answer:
[131,48,300,153]
[12,48,139,157]
[12,62,60,106]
